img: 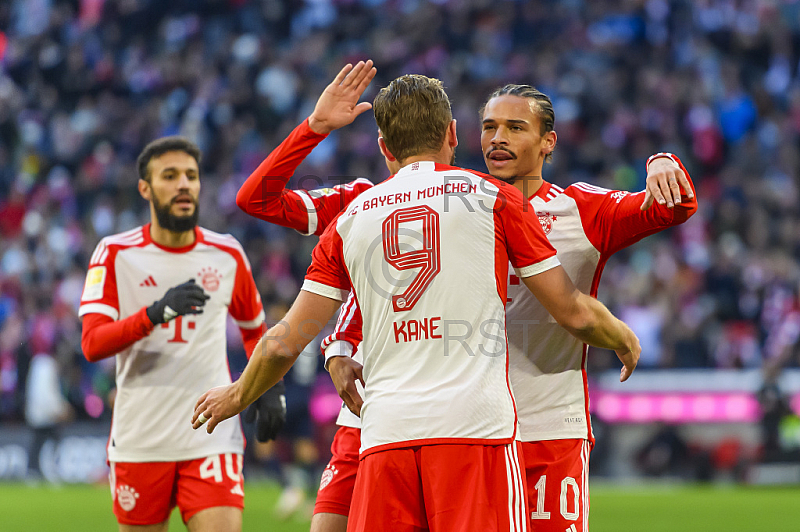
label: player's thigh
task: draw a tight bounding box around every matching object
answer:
[419,442,528,532]
[186,506,242,532]
[522,439,591,532]
[175,453,245,525]
[311,512,348,532]
[110,461,177,527]
[314,426,361,518]
[347,448,427,532]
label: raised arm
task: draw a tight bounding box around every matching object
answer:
[236,61,376,235]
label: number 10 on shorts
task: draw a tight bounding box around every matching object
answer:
[530,475,581,521]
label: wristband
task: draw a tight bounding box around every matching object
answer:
[324,340,354,371]
[646,152,679,172]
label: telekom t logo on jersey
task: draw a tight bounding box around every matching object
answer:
[161,315,195,343]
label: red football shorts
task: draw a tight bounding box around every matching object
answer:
[109,453,245,525]
[314,426,361,516]
[522,439,591,532]
[347,442,529,532]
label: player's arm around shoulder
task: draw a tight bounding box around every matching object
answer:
[640,153,697,218]
[568,153,697,256]
[521,266,640,382]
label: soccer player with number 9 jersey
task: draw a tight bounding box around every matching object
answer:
[192,63,640,532]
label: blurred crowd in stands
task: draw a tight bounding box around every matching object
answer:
[0,0,799,435]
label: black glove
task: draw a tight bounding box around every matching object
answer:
[244,381,287,442]
[146,279,210,325]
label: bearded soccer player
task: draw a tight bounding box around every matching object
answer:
[235,65,691,531]
[79,137,286,532]
[192,69,639,532]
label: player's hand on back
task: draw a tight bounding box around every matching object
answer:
[614,326,641,382]
[307,60,377,135]
[146,278,210,325]
[327,356,365,417]
[641,156,693,211]
[243,380,287,442]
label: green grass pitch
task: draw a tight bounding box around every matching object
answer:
[0,481,798,531]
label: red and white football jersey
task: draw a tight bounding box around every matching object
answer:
[78,225,265,462]
[324,155,698,443]
[507,155,697,442]
[303,161,560,455]
[236,119,373,236]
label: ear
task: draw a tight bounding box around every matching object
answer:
[448,119,458,149]
[138,179,152,201]
[542,130,557,156]
[378,137,397,162]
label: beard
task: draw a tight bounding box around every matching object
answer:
[152,192,199,233]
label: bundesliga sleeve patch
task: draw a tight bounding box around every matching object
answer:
[308,187,336,198]
[82,266,107,301]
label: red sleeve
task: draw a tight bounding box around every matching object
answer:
[302,216,351,301]
[236,119,373,235]
[304,179,374,235]
[491,177,559,273]
[320,291,363,355]
[78,239,121,320]
[240,323,267,359]
[81,308,155,362]
[226,242,266,331]
[568,154,697,257]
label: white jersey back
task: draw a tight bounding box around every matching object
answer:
[304,161,559,455]
[79,225,264,462]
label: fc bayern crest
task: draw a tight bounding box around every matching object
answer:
[199,267,221,292]
[537,212,557,234]
[319,464,338,490]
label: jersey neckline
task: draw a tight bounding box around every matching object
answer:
[529,180,553,201]
[144,223,202,253]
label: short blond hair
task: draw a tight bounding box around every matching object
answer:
[373,75,452,163]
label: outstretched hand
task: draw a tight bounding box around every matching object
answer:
[308,60,377,135]
[640,156,693,211]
